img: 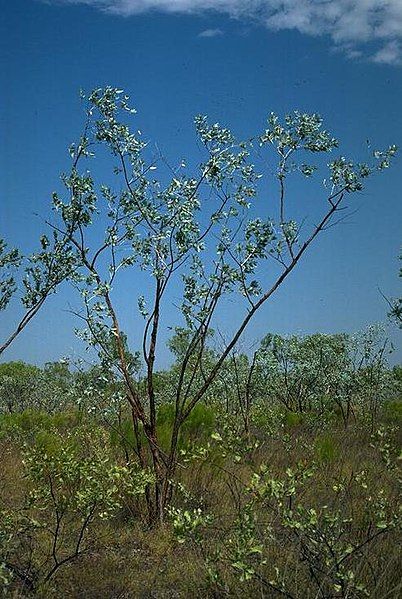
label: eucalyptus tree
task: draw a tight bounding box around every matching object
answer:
[213,348,260,437]
[257,327,393,425]
[0,361,41,413]
[48,87,396,523]
[348,324,393,426]
[257,333,351,415]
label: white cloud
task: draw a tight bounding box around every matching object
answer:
[50,0,402,65]
[198,28,224,38]
[372,40,402,66]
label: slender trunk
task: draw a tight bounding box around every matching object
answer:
[147,433,166,525]
[161,413,182,511]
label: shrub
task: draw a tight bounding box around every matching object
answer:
[1,426,154,592]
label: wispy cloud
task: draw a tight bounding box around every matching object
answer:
[48,1,402,65]
[198,28,224,38]
[372,40,402,66]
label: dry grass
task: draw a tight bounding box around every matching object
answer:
[1,412,401,598]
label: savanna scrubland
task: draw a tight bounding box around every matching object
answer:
[0,88,401,597]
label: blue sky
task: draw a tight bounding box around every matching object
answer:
[1,0,401,366]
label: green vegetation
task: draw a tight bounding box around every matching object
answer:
[1,327,401,597]
[0,88,400,596]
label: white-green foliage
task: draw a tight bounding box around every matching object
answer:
[0,229,77,356]
[257,332,351,413]
[1,86,397,529]
[255,326,395,418]
[0,240,20,312]
[169,506,212,545]
[21,232,77,310]
[0,426,153,590]
[179,443,401,598]
[24,430,153,520]
[0,361,74,415]
[67,364,127,417]
[386,251,402,327]
[48,87,395,393]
